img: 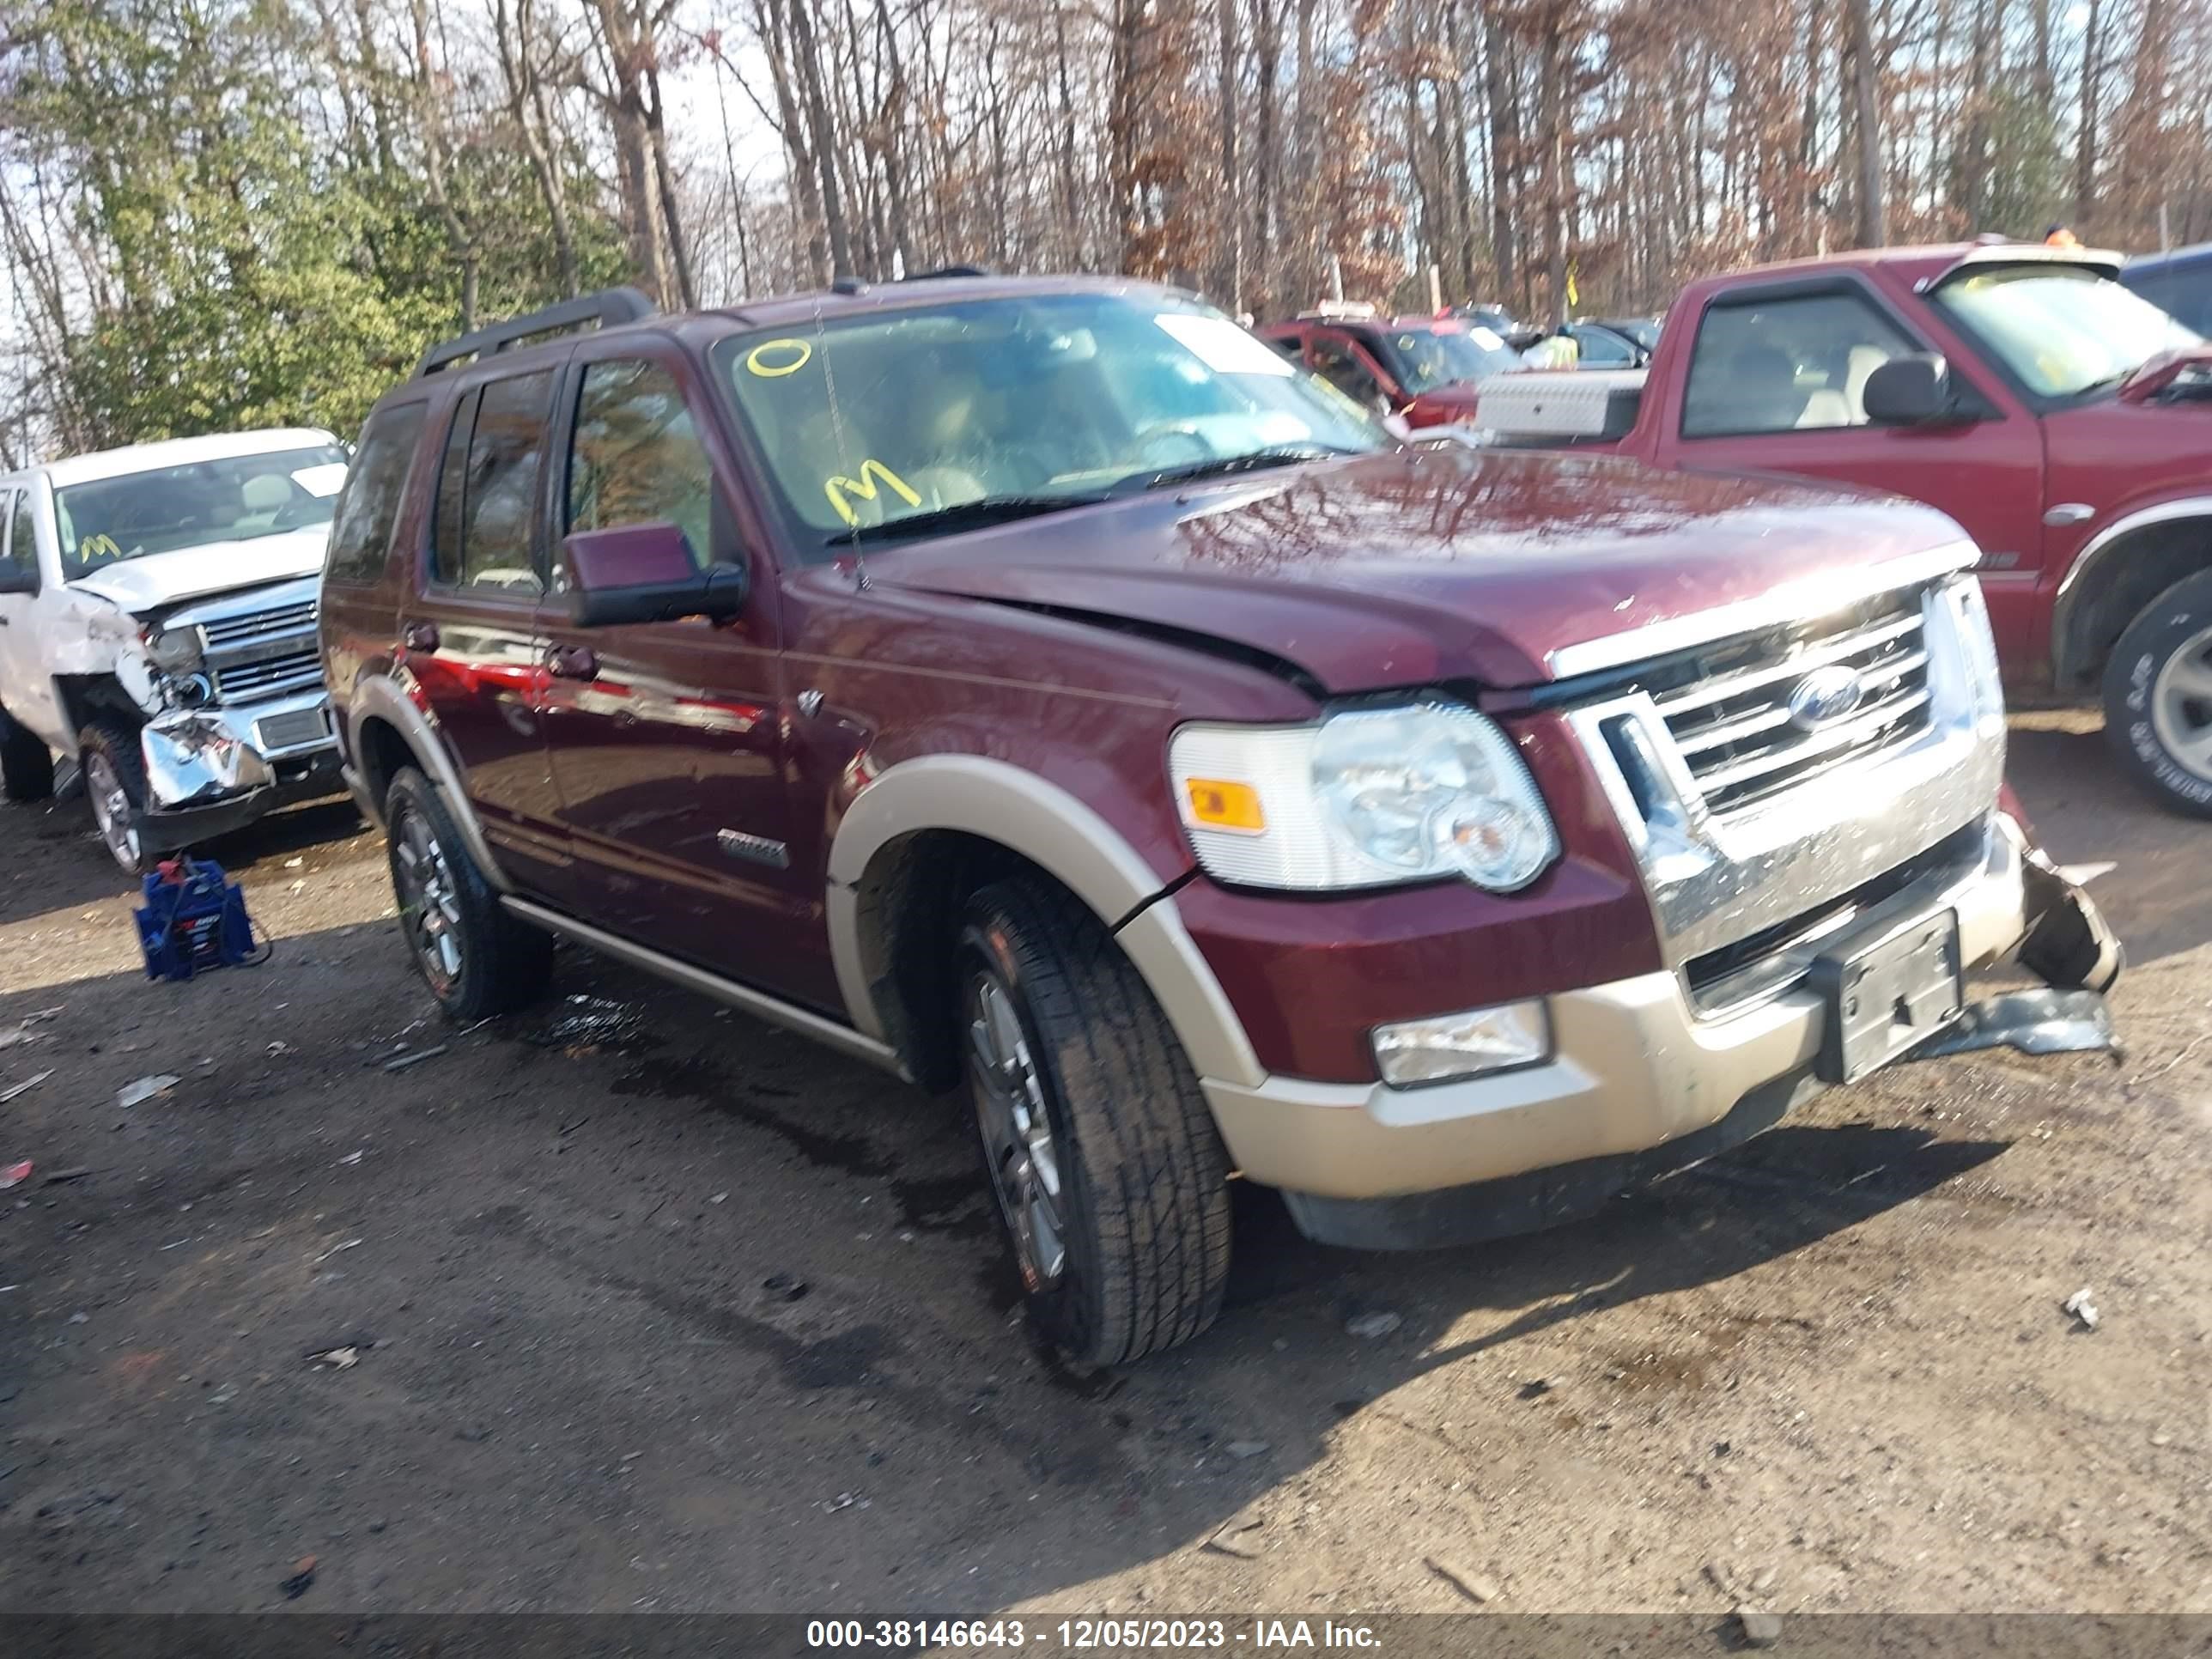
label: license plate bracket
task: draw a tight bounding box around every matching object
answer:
[1808,907,1964,1084]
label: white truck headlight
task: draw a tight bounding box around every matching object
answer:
[1170,698,1560,892]
[143,623,204,675]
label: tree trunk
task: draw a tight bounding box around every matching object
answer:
[1482,3,1516,300]
[787,0,855,277]
[1845,0,1884,246]
[1217,0,1241,307]
[2075,0,2104,221]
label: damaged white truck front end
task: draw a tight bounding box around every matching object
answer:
[0,430,348,872]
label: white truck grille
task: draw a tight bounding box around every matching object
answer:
[1649,589,1934,816]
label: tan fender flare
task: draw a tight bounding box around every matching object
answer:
[824,754,1266,1091]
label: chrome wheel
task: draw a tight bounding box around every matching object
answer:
[85,750,140,872]
[2151,623,2212,783]
[968,969,1066,1291]
[393,805,464,994]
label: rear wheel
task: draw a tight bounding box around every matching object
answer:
[384,767,552,1020]
[2103,568,2212,818]
[958,875,1232,1368]
[80,717,146,874]
[0,713,52,804]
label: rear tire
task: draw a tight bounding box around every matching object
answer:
[958,875,1233,1368]
[0,713,52,804]
[384,767,552,1021]
[2102,568,2212,819]
[80,717,147,874]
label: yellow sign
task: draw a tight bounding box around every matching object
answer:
[1565,264,1580,309]
[824,459,921,527]
[745,337,813,378]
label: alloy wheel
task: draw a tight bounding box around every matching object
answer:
[967,969,1066,1292]
[393,806,465,995]
[85,750,140,872]
[2150,623,2212,783]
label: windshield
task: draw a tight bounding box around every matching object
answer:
[1377,322,1520,393]
[715,291,1385,549]
[1932,264,2202,398]
[56,444,348,580]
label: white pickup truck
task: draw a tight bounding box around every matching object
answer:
[0,429,349,872]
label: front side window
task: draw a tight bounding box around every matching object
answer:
[430,372,554,592]
[3,490,33,582]
[716,290,1384,551]
[567,360,714,568]
[1934,264,2202,399]
[53,443,348,580]
[1681,291,1921,436]
[325,404,426,586]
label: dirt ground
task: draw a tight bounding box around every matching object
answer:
[0,712,2206,1618]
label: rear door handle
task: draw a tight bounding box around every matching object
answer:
[547,644,599,681]
[401,621,440,652]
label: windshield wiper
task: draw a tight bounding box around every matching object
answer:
[823,493,1111,547]
[1115,443,1359,494]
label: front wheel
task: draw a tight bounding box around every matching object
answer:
[384,767,552,1020]
[958,876,1232,1368]
[80,717,147,874]
[2103,568,2212,819]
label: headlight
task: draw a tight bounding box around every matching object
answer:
[1170,698,1560,892]
[143,623,204,675]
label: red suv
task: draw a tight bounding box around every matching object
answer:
[319,276,2118,1365]
[1255,307,1522,434]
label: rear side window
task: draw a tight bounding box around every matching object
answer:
[566,359,714,568]
[325,404,425,586]
[430,371,555,592]
[1682,291,1919,437]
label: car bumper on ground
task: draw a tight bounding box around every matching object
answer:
[136,690,341,856]
[1194,814,2116,1249]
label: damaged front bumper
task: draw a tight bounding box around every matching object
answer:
[1206,813,2124,1249]
[136,690,342,855]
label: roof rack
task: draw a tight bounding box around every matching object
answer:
[413,287,656,379]
[904,264,992,281]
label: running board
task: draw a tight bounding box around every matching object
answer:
[499,896,908,1078]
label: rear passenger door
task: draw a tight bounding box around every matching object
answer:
[401,365,571,892]
[535,343,808,999]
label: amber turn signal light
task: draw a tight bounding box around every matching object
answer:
[1183,777,1266,833]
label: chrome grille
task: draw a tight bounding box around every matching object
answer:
[210,647,323,703]
[1650,588,1934,816]
[198,599,319,652]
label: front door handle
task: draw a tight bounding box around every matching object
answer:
[547,644,599,681]
[401,621,440,653]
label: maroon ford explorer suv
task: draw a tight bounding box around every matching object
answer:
[318,276,2120,1365]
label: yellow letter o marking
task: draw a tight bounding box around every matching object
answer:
[745,338,812,378]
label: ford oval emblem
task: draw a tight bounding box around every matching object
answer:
[1787,665,1866,731]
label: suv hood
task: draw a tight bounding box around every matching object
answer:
[869,447,1971,691]
[66,526,330,616]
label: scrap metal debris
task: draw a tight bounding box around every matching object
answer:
[0,1009,64,1050]
[2063,1287,2100,1331]
[116,1074,181,1109]
[380,1044,447,1073]
[1908,990,2117,1063]
[307,1347,359,1370]
[1,1159,31,1190]
[1,1070,53,1103]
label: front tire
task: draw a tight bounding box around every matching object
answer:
[958,875,1232,1368]
[2103,568,2212,819]
[80,717,147,874]
[0,713,52,804]
[384,767,552,1020]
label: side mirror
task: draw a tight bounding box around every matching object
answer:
[0,564,37,596]
[1863,354,1963,427]
[561,522,747,628]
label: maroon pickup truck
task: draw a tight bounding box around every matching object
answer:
[1476,242,2212,815]
[319,276,2118,1365]
[1255,307,1520,435]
